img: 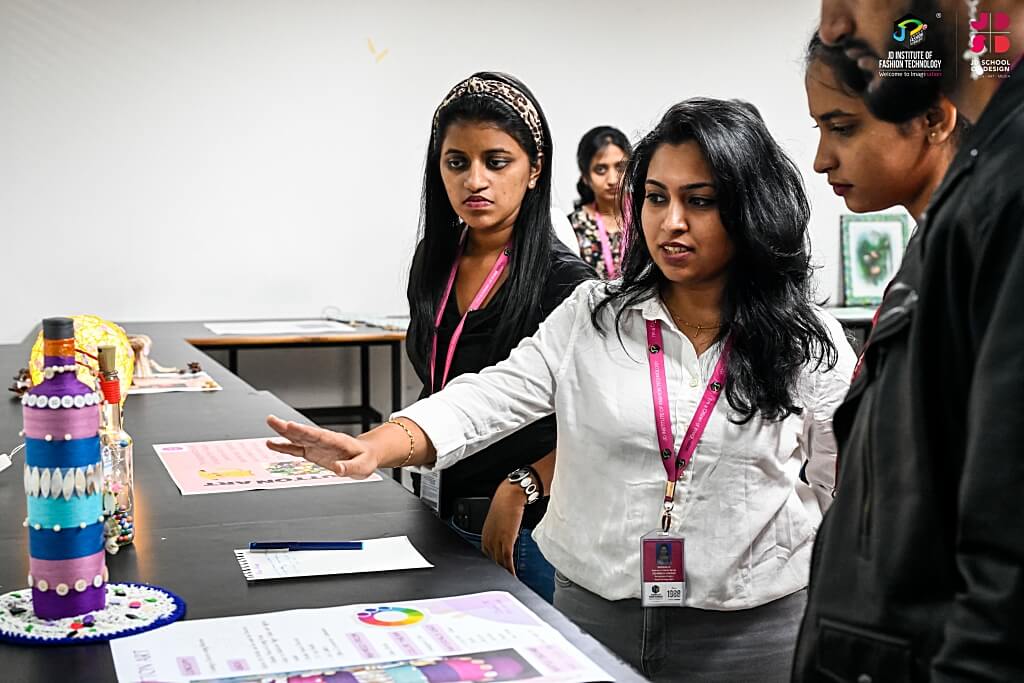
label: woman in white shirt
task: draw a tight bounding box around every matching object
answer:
[266,98,857,681]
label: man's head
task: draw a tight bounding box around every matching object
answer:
[818,0,960,122]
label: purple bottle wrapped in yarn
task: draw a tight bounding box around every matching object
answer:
[21,317,107,620]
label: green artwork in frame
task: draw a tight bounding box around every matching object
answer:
[840,213,911,306]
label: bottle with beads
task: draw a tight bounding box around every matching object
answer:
[97,345,135,549]
[22,317,107,619]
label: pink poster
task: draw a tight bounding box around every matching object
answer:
[153,438,381,495]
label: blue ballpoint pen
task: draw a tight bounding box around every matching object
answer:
[248,541,364,552]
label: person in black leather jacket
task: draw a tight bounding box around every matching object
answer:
[796,1,1024,681]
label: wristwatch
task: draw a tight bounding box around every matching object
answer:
[507,466,543,505]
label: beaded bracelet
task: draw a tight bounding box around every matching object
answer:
[385,419,415,468]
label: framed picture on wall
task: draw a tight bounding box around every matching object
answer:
[840,213,911,306]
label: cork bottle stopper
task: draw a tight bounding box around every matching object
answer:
[97,345,117,375]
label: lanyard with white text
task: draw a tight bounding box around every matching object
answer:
[591,207,619,279]
[430,227,512,390]
[646,320,732,532]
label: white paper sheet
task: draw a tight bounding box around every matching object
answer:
[128,371,223,395]
[233,536,432,581]
[325,314,410,331]
[203,320,356,336]
[109,591,613,683]
[826,306,878,322]
[353,316,410,331]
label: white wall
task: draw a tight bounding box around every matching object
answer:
[1,0,884,412]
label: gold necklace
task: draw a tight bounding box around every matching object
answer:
[666,305,721,335]
[672,316,721,335]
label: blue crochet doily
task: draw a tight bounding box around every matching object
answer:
[0,582,186,646]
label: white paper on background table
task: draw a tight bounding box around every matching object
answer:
[323,312,410,331]
[109,591,613,682]
[351,316,410,331]
[128,371,223,395]
[153,438,381,495]
[825,306,879,322]
[203,320,356,336]
[233,536,433,581]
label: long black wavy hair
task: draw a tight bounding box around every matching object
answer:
[592,98,838,423]
[407,72,556,384]
[574,125,632,208]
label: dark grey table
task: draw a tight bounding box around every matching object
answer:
[0,325,642,682]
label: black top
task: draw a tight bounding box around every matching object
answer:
[794,64,1024,681]
[406,238,595,526]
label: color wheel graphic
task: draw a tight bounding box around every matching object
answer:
[357,606,424,627]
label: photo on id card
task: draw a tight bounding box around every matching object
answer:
[641,531,685,607]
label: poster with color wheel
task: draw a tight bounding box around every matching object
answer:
[109,591,612,682]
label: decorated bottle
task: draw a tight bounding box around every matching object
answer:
[98,344,135,548]
[22,317,107,619]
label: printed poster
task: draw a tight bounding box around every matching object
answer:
[110,591,612,682]
[154,438,381,495]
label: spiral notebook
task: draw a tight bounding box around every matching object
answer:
[233,536,432,581]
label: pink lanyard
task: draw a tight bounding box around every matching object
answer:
[646,319,732,531]
[591,207,620,279]
[430,228,512,390]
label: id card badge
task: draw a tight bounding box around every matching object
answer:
[641,531,685,607]
[419,469,441,512]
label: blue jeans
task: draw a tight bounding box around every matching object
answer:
[447,518,555,604]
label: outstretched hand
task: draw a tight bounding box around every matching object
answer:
[265,415,379,479]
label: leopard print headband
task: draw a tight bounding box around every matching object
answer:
[432,76,545,157]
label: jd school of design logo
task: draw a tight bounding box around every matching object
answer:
[893,14,928,46]
[970,12,1011,54]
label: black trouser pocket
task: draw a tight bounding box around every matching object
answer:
[816,618,913,682]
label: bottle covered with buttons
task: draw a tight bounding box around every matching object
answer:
[97,345,135,549]
[21,317,107,619]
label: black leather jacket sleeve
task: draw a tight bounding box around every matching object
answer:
[931,197,1024,681]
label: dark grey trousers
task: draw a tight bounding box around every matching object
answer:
[554,571,806,682]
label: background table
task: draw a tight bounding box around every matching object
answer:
[177,320,406,432]
[0,326,642,682]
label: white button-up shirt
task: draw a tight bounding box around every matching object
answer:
[396,281,856,608]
